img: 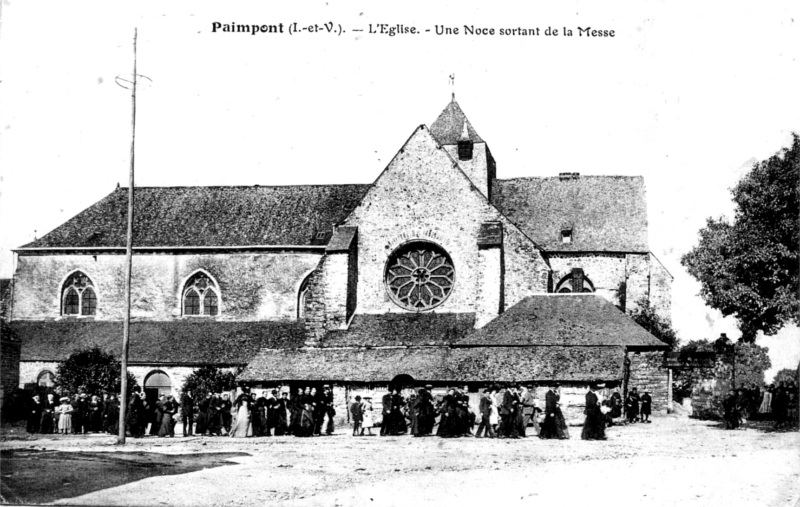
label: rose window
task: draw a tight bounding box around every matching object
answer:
[385,242,455,311]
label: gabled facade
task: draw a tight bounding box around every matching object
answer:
[9,97,672,418]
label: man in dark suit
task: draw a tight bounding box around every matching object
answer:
[180,390,194,437]
[475,389,495,438]
[322,385,336,435]
[380,388,393,436]
[520,386,539,437]
[500,386,520,438]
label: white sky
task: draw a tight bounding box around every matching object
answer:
[1,0,798,380]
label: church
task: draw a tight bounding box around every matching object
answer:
[8,97,672,419]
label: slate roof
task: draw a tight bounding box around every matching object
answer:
[13,320,305,364]
[238,345,625,382]
[430,99,484,145]
[458,295,667,348]
[21,185,370,249]
[321,313,476,348]
[492,176,649,251]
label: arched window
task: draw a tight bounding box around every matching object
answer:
[555,268,595,293]
[37,370,55,388]
[61,271,97,316]
[182,272,220,316]
[297,274,311,319]
[144,370,172,398]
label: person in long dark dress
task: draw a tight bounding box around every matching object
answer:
[640,391,653,423]
[196,394,210,435]
[390,388,407,435]
[626,388,640,423]
[581,385,607,440]
[88,395,103,432]
[437,390,460,438]
[274,391,289,435]
[128,390,145,438]
[27,395,43,433]
[221,393,233,434]
[540,386,562,439]
[290,388,305,436]
[407,393,419,436]
[610,389,623,419]
[416,386,435,436]
[149,395,164,436]
[553,386,570,439]
[322,385,336,435]
[159,395,178,437]
[72,394,85,434]
[296,395,316,437]
[252,391,267,436]
[105,394,120,435]
[380,389,393,436]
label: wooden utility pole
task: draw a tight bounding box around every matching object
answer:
[117,28,138,445]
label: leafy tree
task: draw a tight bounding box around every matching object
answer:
[681,134,799,342]
[629,297,679,350]
[772,368,799,386]
[55,346,139,396]
[180,365,237,401]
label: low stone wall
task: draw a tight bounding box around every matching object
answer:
[627,351,669,413]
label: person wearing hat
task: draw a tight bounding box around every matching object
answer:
[640,390,653,423]
[57,396,73,434]
[581,384,607,440]
[360,396,374,435]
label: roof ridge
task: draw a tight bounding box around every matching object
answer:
[117,183,373,190]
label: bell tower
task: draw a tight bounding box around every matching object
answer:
[430,96,496,200]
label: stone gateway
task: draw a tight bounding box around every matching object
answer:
[8,97,672,423]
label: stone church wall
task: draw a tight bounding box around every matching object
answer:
[342,126,549,320]
[546,253,627,307]
[648,254,672,323]
[13,252,322,322]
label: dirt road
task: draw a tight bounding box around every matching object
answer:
[1,416,798,506]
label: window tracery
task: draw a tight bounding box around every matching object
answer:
[385,241,455,311]
[182,272,220,316]
[61,272,97,316]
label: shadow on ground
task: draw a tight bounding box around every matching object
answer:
[0,449,248,505]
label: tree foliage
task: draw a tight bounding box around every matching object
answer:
[629,297,679,350]
[681,134,800,341]
[55,346,139,396]
[180,365,237,401]
[772,368,799,386]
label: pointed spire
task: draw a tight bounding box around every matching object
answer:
[430,99,483,145]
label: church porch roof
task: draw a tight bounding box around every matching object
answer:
[13,319,305,365]
[458,294,667,348]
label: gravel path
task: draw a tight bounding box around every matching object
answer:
[2,416,797,506]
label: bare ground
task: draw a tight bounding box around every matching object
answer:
[1,415,798,507]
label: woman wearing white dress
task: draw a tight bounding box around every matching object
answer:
[57,397,73,434]
[489,390,500,435]
[360,397,374,436]
[230,390,253,438]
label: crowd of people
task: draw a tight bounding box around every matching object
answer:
[722,381,799,430]
[25,392,121,435]
[28,380,794,440]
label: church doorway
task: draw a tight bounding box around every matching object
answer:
[144,370,172,405]
[390,374,416,389]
